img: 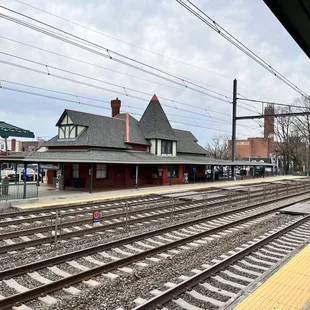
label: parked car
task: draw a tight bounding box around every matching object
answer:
[0,170,18,182]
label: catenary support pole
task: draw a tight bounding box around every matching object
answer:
[231,79,237,180]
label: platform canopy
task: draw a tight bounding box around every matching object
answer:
[0,121,35,138]
[264,0,310,58]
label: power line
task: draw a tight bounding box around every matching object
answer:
[0,56,232,120]
[0,36,233,99]
[12,0,237,82]
[237,97,307,110]
[0,79,236,126]
[176,0,309,98]
[0,83,232,134]
[0,6,232,103]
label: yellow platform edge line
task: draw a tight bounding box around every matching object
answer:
[18,176,307,210]
[234,242,310,310]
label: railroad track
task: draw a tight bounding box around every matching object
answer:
[133,216,310,310]
[0,192,309,309]
[0,179,305,228]
[0,182,308,254]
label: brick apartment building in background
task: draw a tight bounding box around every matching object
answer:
[228,105,276,161]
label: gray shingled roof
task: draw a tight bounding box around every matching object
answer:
[138,95,178,140]
[3,149,275,166]
[174,129,207,155]
[116,114,150,146]
[46,109,128,149]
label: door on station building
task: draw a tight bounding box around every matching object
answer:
[115,166,125,186]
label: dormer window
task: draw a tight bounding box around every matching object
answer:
[58,114,85,140]
[161,140,172,154]
[59,125,77,139]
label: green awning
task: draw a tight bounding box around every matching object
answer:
[0,121,35,138]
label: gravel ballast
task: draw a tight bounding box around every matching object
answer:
[47,213,295,310]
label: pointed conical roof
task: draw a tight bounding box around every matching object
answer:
[139,95,177,140]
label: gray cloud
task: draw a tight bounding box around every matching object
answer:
[0,0,309,147]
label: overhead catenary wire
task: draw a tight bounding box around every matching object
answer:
[0,7,233,103]
[176,0,309,98]
[12,0,237,82]
[237,97,309,110]
[1,79,260,130]
[0,57,233,120]
[0,36,233,98]
[0,84,233,134]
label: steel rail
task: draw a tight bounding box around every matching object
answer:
[0,179,298,219]
[0,183,276,227]
[0,183,299,238]
[0,197,309,309]
[0,194,164,222]
[0,185,305,253]
[0,189,264,238]
[1,190,310,281]
[133,215,310,310]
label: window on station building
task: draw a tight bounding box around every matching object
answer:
[72,164,79,178]
[168,165,179,178]
[161,140,172,155]
[96,164,107,179]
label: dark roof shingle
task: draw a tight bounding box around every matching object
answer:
[138,95,177,141]
[174,129,207,155]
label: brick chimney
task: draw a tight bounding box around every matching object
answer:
[264,105,274,139]
[111,98,121,117]
[11,139,16,152]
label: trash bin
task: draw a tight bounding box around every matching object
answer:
[1,177,9,195]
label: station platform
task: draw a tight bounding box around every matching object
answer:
[234,242,310,310]
[12,175,306,210]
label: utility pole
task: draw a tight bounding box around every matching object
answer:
[231,79,237,180]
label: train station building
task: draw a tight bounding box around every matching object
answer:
[1,95,274,191]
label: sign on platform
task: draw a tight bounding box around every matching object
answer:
[93,210,101,224]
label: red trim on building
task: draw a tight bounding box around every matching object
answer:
[126,113,130,142]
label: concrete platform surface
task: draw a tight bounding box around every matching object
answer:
[280,203,310,215]
[11,176,308,210]
[234,243,310,310]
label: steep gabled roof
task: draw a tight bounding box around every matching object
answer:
[48,109,128,149]
[174,129,207,155]
[115,113,150,146]
[138,95,177,141]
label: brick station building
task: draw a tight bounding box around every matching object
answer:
[2,95,274,191]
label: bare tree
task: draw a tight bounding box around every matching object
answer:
[205,135,230,159]
[274,102,309,174]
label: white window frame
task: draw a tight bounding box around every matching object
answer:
[96,164,107,179]
[72,164,79,178]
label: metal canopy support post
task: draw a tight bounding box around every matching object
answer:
[23,163,27,199]
[14,162,17,184]
[135,164,139,189]
[212,166,215,182]
[231,79,237,181]
[37,163,40,187]
[169,164,172,186]
[89,164,93,194]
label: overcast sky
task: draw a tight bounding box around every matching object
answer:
[0,0,309,146]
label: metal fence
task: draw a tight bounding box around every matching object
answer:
[0,182,38,201]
